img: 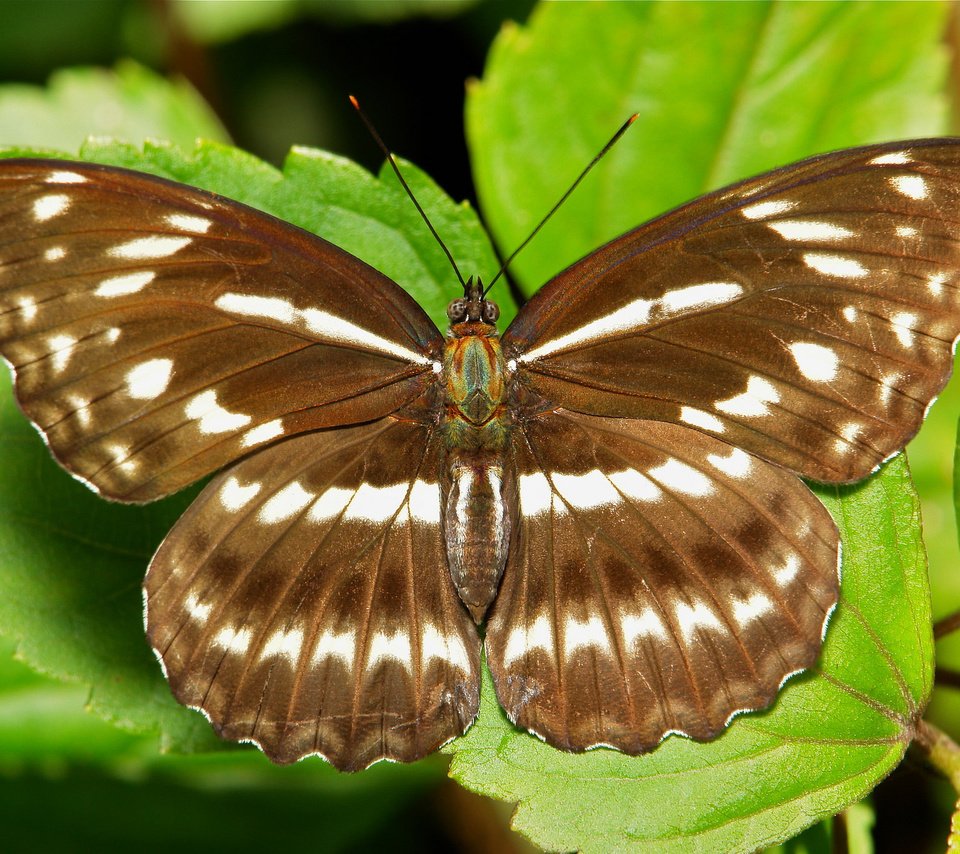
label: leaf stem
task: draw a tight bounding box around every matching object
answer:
[933,611,960,639]
[915,719,960,791]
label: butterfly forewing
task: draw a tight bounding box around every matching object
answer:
[504,141,960,483]
[486,412,839,751]
[145,414,480,771]
[0,160,441,501]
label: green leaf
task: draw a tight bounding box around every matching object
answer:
[467,0,948,296]
[171,0,481,43]
[449,457,931,852]
[0,136,503,757]
[0,61,230,152]
[457,1,945,849]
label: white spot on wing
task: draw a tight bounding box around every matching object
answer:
[409,479,441,524]
[552,470,620,510]
[622,609,668,643]
[16,296,38,321]
[185,390,252,434]
[834,422,861,454]
[165,213,213,233]
[519,297,654,362]
[308,486,353,523]
[731,593,774,626]
[44,246,65,261]
[421,624,470,670]
[259,481,314,523]
[740,199,797,220]
[502,615,554,667]
[842,305,858,322]
[767,220,854,241]
[46,170,87,184]
[608,468,662,502]
[366,630,412,670]
[109,235,192,259]
[675,600,723,641]
[773,553,800,585]
[789,341,839,382]
[216,293,295,322]
[33,194,70,221]
[241,419,284,448]
[648,458,714,496]
[890,174,928,200]
[214,293,431,366]
[716,375,780,417]
[896,225,917,238]
[47,334,77,372]
[660,282,743,313]
[344,482,407,523]
[95,271,156,297]
[879,372,900,405]
[869,151,911,165]
[184,593,212,623]
[890,312,917,347]
[518,472,554,516]
[125,358,173,399]
[928,273,948,296]
[802,252,868,278]
[259,627,304,663]
[220,476,262,510]
[312,629,355,668]
[212,625,252,654]
[563,616,611,657]
[706,447,752,478]
[680,406,725,433]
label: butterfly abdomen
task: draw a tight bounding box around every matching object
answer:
[441,324,513,622]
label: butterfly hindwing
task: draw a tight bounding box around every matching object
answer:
[145,414,480,771]
[486,411,839,752]
[504,140,960,483]
[0,160,441,501]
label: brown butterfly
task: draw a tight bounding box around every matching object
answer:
[0,139,957,770]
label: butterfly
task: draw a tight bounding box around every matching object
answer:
[0,138,958,772]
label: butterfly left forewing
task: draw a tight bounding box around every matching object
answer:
[146,413,479,771]
[504,140,960,483]
[487,411,838,752]
[0,159,442,501]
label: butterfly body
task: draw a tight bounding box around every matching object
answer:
[3,139,960,770]
[440,311,514,622]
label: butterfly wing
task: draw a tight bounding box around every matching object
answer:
[145,414,480,771]
[486,411,838,752]
[0,159,442,501]
[503,140,960,483]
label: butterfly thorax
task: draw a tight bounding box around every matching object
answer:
[440,292,513,623]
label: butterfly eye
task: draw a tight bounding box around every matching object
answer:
[482,301,500,324]
[447,297,469,322]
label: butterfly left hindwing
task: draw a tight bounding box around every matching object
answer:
[146,414,480,771]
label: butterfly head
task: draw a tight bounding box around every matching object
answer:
[447,277,500,329]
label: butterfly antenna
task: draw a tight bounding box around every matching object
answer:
[482,112,639,298]
[350,95,468,291]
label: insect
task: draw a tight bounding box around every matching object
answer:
[0,137,958,772]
